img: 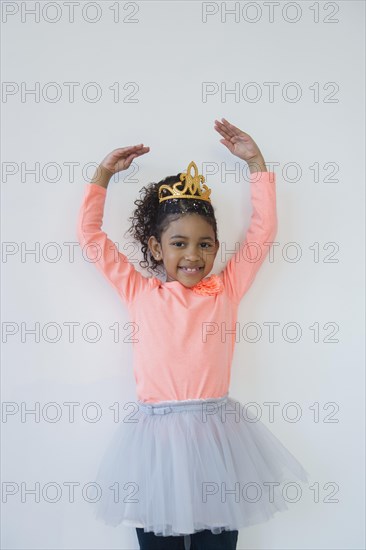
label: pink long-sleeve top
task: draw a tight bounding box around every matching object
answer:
[77,172,277,403]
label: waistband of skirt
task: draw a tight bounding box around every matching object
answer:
[137,393,229,415]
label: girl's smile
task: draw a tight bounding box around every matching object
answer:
[179,266,203,273]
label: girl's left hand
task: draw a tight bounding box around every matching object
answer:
[214,118,262,162]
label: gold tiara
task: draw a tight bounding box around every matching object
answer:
[158,161,212,203]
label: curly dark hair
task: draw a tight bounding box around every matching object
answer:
[124,173,219,277]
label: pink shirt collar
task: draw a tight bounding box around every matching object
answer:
[163,274,224,296]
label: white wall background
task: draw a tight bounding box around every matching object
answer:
[2,1,365,549]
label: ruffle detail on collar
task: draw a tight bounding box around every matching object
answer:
[190,274,224,296]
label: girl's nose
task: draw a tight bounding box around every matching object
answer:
[184,250,201,261]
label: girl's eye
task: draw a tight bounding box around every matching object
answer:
[172,242,212,248]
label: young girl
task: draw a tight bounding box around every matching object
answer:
[77,118,309,550]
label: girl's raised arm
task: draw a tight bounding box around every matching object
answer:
[214,119,278,304]
[76,145,151,304]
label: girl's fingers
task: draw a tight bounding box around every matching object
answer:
[215,118,233,130]
[217,118,249,140]
[214,119,232,133]
[121,148,150,166]
[114,144,146,156]
[114,146,149,160]
[131,145,149,153]
[221,118,249,137]
[116,145,141,153]
[133,148,150,157]
[215,122,235,139]
[214,124,232,140]
[215,125,245,145]
[126,150,146,163]
[215,129,231,141]
[221,118,240,131]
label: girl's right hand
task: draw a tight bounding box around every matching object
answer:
[100,144,150,175]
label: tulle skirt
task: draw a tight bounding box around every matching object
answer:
[93,393,309,537]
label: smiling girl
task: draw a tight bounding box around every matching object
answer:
[77,118,309,550]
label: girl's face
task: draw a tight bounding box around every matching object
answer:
[148,214,220,287]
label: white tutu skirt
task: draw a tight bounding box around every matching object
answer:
[93,393,309,537]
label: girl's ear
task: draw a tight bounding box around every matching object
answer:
[148,235,162,260]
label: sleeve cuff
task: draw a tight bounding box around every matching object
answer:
[86,182,107,194]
